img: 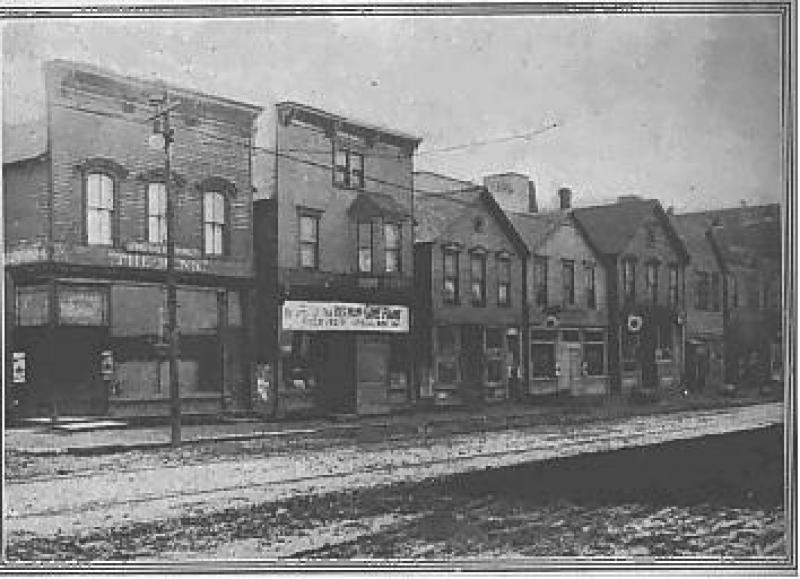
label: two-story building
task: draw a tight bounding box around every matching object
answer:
[4,60,262,419]
[507,188,610,398]
[412,178,528,407]
[254,102,420,417]
[573,197,690,394]
[673,212,727,391]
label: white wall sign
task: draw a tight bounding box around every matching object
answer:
[282,300,409,333]
[12,352,26,383]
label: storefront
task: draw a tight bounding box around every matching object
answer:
[619,305,682,394]
[528,325,609,397]
[276,300,411,417]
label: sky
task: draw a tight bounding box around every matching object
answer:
[2,13,784,211]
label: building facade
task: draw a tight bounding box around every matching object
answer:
[673,212,727,391]
[4,60,261,418]
[413,184,528,407]
[254,102,420,417]
[573,197,690,394]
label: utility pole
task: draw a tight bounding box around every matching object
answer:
[149,92,181,447]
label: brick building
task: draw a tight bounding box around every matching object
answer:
[412,180,528,407]
[672,212,727,391]
[4,60,261,418]
[507,188,611,398]
[254,102,420,417]
[573,197,690,394]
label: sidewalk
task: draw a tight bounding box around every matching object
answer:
[4,390,775,457]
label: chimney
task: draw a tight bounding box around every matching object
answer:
[666,206,674,216]
[618,194,642,204]
[528,180,538,213]
[558,187,572,210]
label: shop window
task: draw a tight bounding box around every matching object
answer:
[16,286,50,326]
[357,221,373,273]
[147,182,167,245]
[384,223,402,273]
[669,264,679,306]
[487,358,504,383]
[86,172,115,246]
[531,342,556,378]
[497,256,511,306]
[485,327,504,351]
[333,147,365,189]
[470,251,487,307]
[646,261,659,305]
[584,343,605,376]
[437,361,458,384]
[657,324,673,361]
[286,333,318,392]
[443,249,460,304]
[388,339,409,391]
[58,285,109,326]
[533,256,548,306]
[562,260,575,305]
[623,258,636,302]
[298,210,320,269]
[622,330,640,371]
[585,264,596,309]
[203,191,227,256]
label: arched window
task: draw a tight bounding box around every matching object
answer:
[203,190,226,256]
[86,172,115,246]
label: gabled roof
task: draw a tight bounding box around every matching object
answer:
[506,210,568,253]
[3,120,48,164]
[414,187,528,258]
[672,213,724,272]
[572,197,690,262]
[348,191,411,221]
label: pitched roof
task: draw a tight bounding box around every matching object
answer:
[672,213,722,271]
[348,191,411,221]
[414,188,482,243]
[572,197,689,261]
[3,120,48,164]
[506,210,568,253]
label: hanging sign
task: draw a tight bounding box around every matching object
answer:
[282,300,409,333]
[12,352,26,384]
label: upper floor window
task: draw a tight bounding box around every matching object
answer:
[585,264,596,309]
[333,148,365,189]
[203,191,226,256]
[669,264,680,306]
[711,272,721,312]
[533,256,548,306]
[645,224,657,247]
[562,260,575,306]
[384,223,402,273]
[357,222,373,273]
[696,271,710,310]
[729,274,738,309]
[470,252,487,307]
[147,182,167,245]
[623,258,636,302]
[443,249,460,304]
[299,211,320,269]
[86,172,115,246]
[497,255,511,306]
[646,261,659,305]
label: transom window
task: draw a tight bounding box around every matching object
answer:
[443,249,459,304]
[203,191,226,256]
[147,182,167,245]
[384,223,401,273]
[299,212,320,269]
[333,148,365,189]
[86,172,115,245]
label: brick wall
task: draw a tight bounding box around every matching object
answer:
[3,157,50,250]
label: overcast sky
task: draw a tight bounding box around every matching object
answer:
[2,14,784,211]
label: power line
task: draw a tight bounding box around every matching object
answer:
[416,122,560,155]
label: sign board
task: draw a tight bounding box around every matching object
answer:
[282,301,409,333]
[58,288,107,325]
[100,350,114,378]
[12,352,26,384]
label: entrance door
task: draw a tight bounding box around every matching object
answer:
[557,344,581,394]
[460,325,485,405]
[356,335,390,415]
[318,334,356,414]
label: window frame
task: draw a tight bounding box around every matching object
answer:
[711,271,721,312]
[442,247,460,305]
[384,222,402,274]
[332,146,365,190]
[84,171,117,247]
[583,329,606,376]
[497,254,511,307]
[668,264,680,306]
[729,274,738,309]
[357,220,373,274]
[562,259,575,306]
[646,261,659,305]
[622,258,636,303]
[436,325,460,385]
[696,270,710,311]
[202,190,228,257]
[298,209,321,270]
[469,250,487,307]
[146,181,168,245]
[530,337,556,379]
[585,263,596,310]
[533,255,548,307]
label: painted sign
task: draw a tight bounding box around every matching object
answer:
[5,244,47,266]
[58,288,107,325]
[108,251,213,274]
[100,350,114,378]
[282,300,409,333]
[12,352,26,384]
